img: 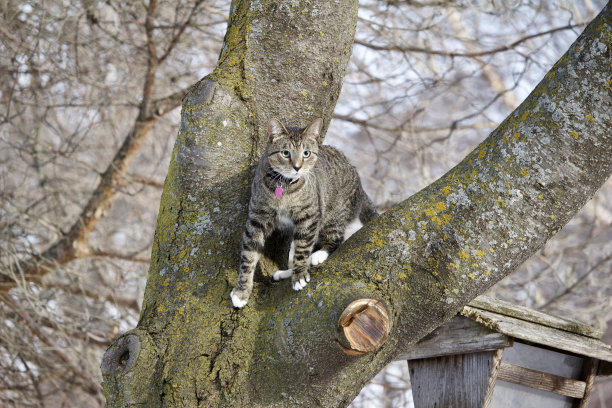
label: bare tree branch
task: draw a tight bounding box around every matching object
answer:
[355,24,582,57]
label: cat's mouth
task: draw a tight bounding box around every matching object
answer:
[267,166,302,183]
[277,168,301,179]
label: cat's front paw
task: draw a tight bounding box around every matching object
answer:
[292,271,310,291]
[230,288,250,308]
[273,269,293,281]
[310,250,329,266]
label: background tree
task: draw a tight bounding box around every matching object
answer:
[1,0,610,407]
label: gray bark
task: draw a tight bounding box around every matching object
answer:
[101,2,612,407]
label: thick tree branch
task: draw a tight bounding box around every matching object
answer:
[102,2,611,407]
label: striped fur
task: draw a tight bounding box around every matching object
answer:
[230,118,377,308]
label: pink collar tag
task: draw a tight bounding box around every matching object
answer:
[275,184,283,199]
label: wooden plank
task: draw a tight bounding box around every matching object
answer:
[409,350,500,408]
[400,315,512,360]
[468,295,603,339]
[462,306,612,363]
[575,358,599,408]
[502,341,583,379]
[497,361,586,399]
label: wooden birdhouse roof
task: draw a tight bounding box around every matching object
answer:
[461,295,612,364]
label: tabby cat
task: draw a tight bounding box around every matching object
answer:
[230,118,377,308]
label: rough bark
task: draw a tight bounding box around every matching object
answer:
[102,2,612,407]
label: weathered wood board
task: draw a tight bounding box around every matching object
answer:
[400,315,512,360]
[409,350,501,408]
[461,306,612,363]
[468,296,603,339]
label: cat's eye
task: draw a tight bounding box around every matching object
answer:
[281,150,291,158]
[303,151,311,158]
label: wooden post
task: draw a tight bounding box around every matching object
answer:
[409,349,504,408]
[575,358,599,408]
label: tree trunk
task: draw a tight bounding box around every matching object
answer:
[101,2,612,407]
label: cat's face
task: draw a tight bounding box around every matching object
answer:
[266,118,322,179]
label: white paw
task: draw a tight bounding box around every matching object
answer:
[273,269,293,281]
[310,250,329,266]
[292,275,310,291]
[230,289,248,308]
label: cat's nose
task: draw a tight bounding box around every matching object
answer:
[293,164,301,171]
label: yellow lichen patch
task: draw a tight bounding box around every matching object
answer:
[538,194,544,200]
[478,150,486,160]
[502,134,508,143]
[443,233,449,239]
[484,270,491,276]
[569,130,579,139]
[424,208,436,217]
[300,91,308,97]
[177,281,188,291]
[521,112,529,121]
[549,214,556,219]
[183,266,190,273]
[431,216,442,226]
[520,169,530,177]
[585,114,595,122]
[448,262,459,269]
[441,214,452,224]
[475,250,485,258]
[442,185,451,196]
[514,132,521,140]
[427,258,439,269]
[319,31,325,37]
[458,250,470,260]
[374,274,382,281]
[489,248,494,253]
[467,272,476,279]
[453,288,459,294]
[435,201,447,212]
[471,263,479,268]
[322,80,329,87]
[606,80,612,91]
[163,278,170,287]
[371,236,384,247]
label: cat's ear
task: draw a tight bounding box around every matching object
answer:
[268,118,287,142]
[303,118,322,141]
